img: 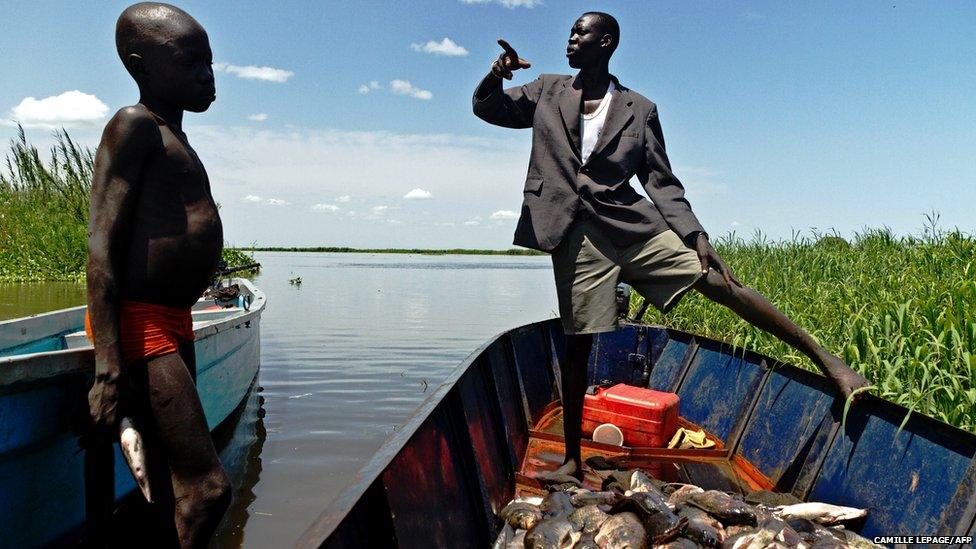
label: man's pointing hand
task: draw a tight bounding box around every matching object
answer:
[493,39,531,80]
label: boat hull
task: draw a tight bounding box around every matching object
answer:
[299,319,976,548]
[0,279,265,547]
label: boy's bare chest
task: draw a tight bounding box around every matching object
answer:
[143,128,212,204]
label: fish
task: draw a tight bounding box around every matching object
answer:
[493,523,516,549]
[509,529,527,549]
[722,518,800,549]
[576,532,600,549]
[677,504,726,547]
[668,485,705,507]
[524,517,579,549]
[721,524,755,540]
[655,538,700,549]
[772,502,868,525]
[571,490,621,508]
[612,493,684,544]
[569,504,611,534]
[786,518,846,545]
[602,469,639,494]
[629,470,661,494]
[500,500,544,531]
[594,512,648,549]
[541,491,576,519]
[686,491,758,527]
[119,417,151,502]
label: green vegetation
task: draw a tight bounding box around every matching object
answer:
[0,128,92,281]
[637,222,976,432]
[241,246,546,256]
[0,128,256,281]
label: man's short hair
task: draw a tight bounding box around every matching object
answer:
[583,11,620,55]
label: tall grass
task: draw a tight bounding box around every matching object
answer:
[0,127,93,281]
[0,128,254,281]
[638,220,976,432]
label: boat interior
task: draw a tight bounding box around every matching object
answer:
[300,319,976,548]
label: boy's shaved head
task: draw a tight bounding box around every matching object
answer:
[116,2,204,62]
[114,2,215,112]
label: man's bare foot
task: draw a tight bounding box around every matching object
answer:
[820,354,871,399]
[536,458,584,486]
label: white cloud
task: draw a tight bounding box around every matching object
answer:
[410,38,469,56]
[358,81,383,94]
[390,80,432,100]
[312,203,340,212]
[459,0,541,8]
[248,113,268,122]
[464,216,483,226]
[337,195,352,203]
[3,90,109,129]
[731,221,741,227]
[242,194,289,206]
[490,209,519,220]
[214,62,294,83]
[371,205,388,215]
[387,219,403,225]
[184,125,530,246]
[403,188,432,199]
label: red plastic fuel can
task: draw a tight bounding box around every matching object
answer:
[581,384,680,448]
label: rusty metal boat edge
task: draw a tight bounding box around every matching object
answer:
[297,319,976,548]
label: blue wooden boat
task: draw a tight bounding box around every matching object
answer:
[0,278,265,547]
[298,319,976,547]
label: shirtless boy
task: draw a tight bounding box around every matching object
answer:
[86,3,229,546]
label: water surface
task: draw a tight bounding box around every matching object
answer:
[0,252,559,546]
[217,252,557,545]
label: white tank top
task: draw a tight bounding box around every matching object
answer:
[580,80,616,164]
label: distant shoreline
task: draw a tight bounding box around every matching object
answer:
[235,247,547,256]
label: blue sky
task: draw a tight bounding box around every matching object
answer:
[2,1,974,248]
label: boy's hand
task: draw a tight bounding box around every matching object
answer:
[89,369,122,434]
[492,39,531,80]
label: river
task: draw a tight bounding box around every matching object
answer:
[0,251,558,546]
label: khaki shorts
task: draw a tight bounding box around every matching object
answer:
[551,220,703,335]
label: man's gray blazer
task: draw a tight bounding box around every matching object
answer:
[472,73,705,253]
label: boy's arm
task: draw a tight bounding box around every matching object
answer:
[86,107,155,431]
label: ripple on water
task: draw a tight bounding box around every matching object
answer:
[210,252,557,547]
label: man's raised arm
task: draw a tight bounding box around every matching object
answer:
[472,39,543,129]
[638,104,706,242]
[85,107,155,432]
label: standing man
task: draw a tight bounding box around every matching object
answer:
[472,12,869,481]
[87,3,230,545]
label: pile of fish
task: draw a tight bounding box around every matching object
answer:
[493,469,878,549]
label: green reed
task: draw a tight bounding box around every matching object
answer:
[0,127,93,281]
[637,220,976,432]
[0,128,255,281]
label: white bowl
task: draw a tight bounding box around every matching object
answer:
[592,423,624,446]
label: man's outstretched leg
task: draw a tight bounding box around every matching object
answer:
[693,270,870,397]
